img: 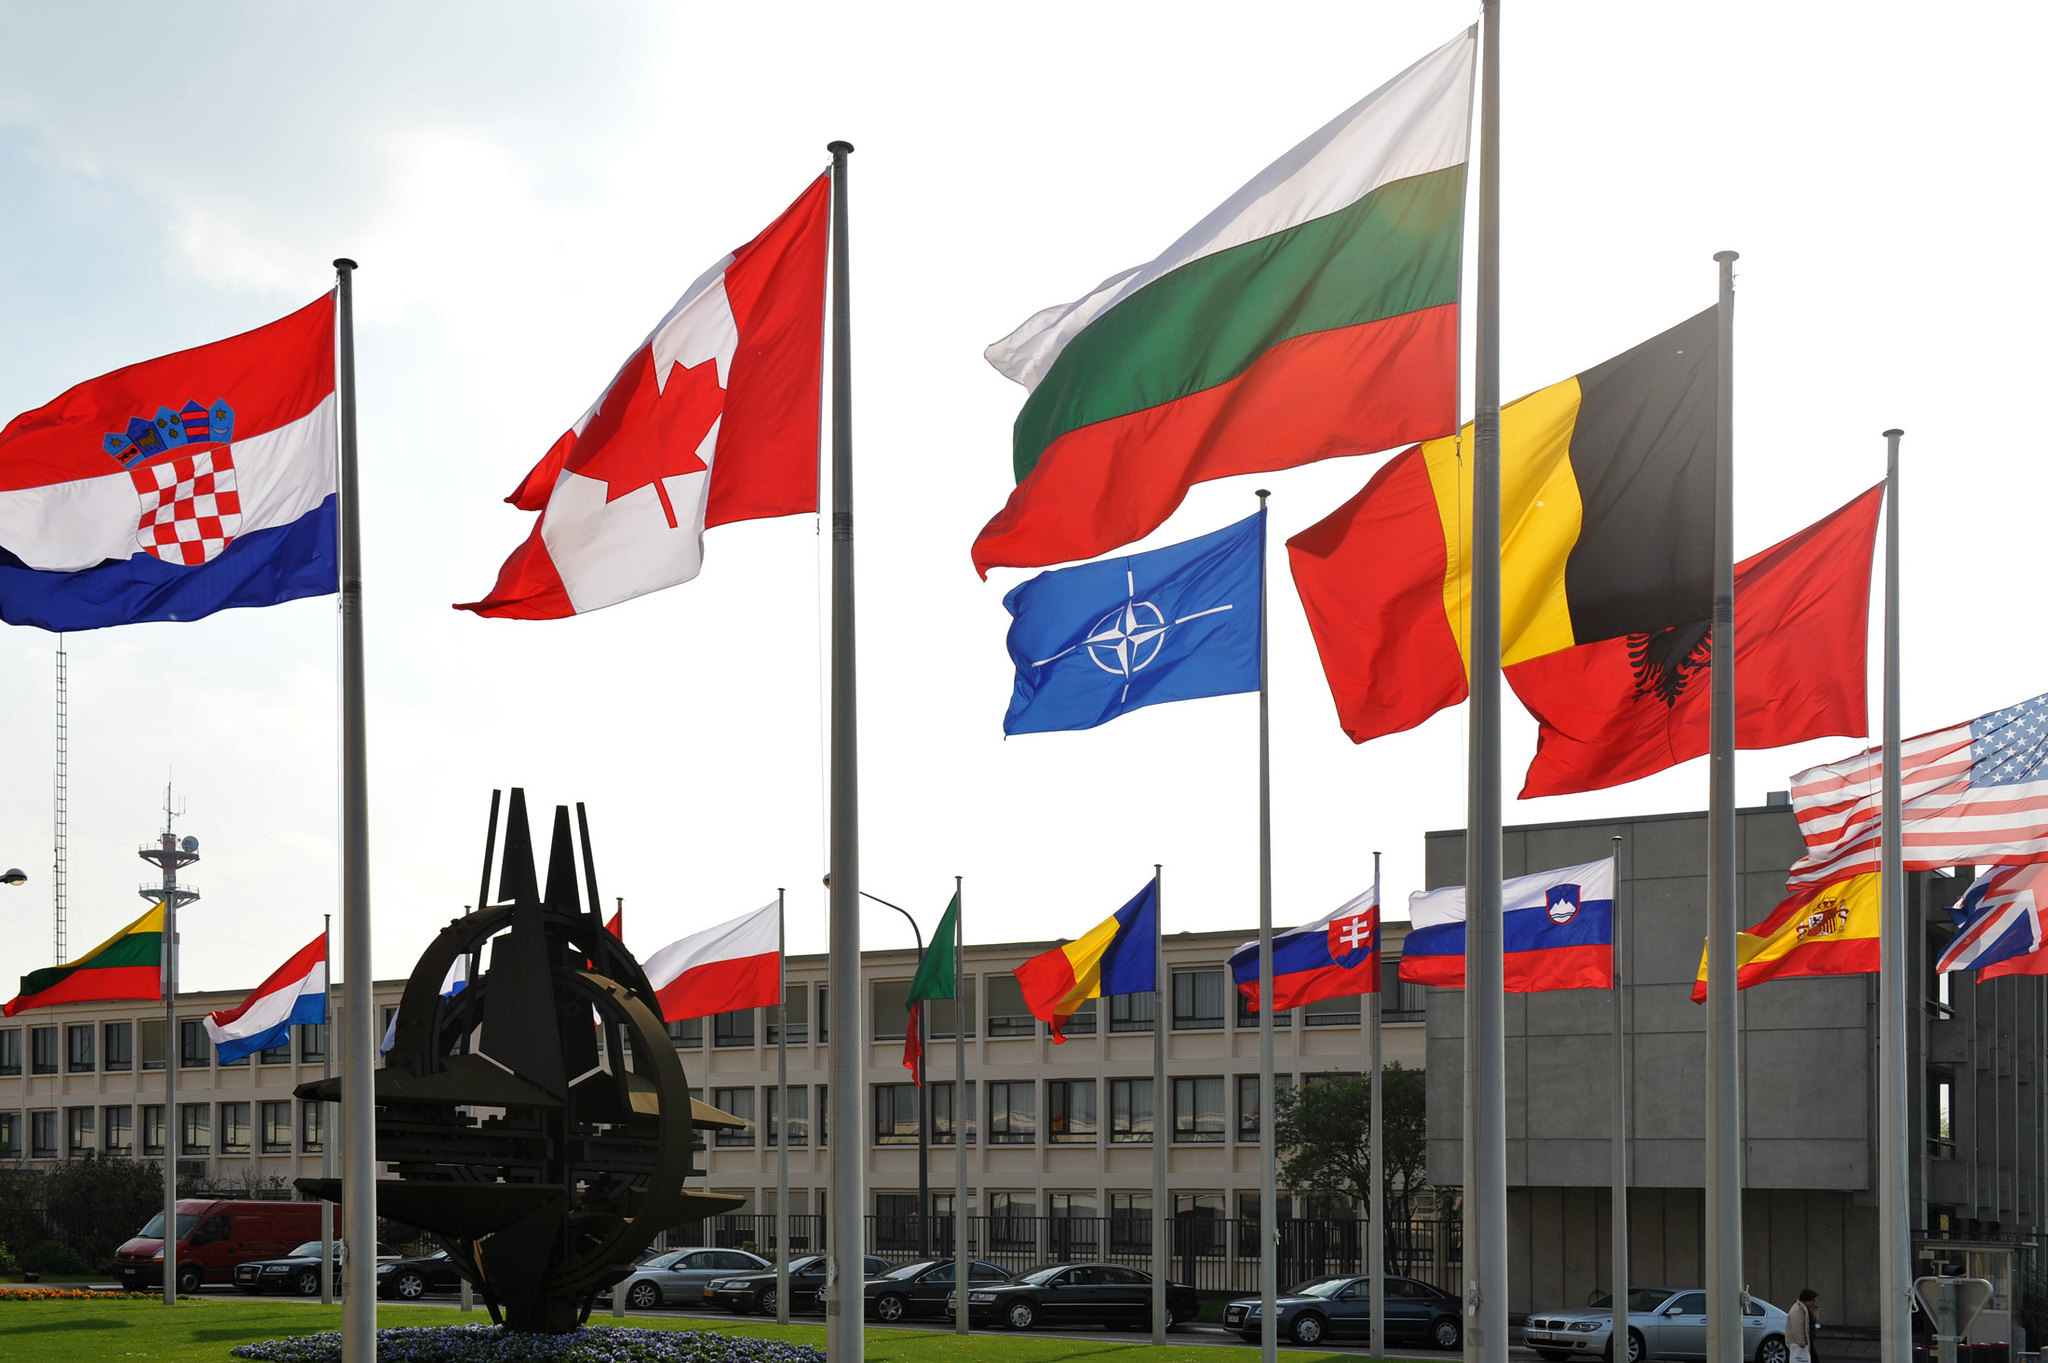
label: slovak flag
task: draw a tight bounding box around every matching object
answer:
[457,176,829,619]
[642,901,782,1022]
[1939,864,2048,978]
[1401,857,1616,992]
[204,932,327,1065]
[0,296,338,631]
[1229,886,1381,1012]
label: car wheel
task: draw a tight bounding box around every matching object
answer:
[1607,1328,1646,1363]
[1006,1299,1038,1330]
[1432,1314,1463,1350]
[626,1281,660,1310]
[1292,1313,1328,1345]
[177,1265,203,1295]
[756,1287,778,1316]
[1756,1334,1789,1363]
[294,1269,320,1297]
[393,1271,428,1301]
[874,1293,907,1323]
[1163,1305,1177,1331]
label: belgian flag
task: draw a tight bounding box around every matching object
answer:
[1289,309,1718,743]
[4,903,164,1015]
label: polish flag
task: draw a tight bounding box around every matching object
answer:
[204,932,327,1064]
[643,901,781,1021]
[457,175,829,619]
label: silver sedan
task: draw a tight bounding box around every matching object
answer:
[612,1247,771,1309]
[1522,1288,1790,1363]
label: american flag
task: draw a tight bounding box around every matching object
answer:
[1785,691,2048,892]
[1936,863,2047,974]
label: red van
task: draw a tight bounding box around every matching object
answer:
[114,1199,333,1293]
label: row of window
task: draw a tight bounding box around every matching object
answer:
[0,1100,326,1160]
[866,1189,1358,1255]
[0,1021,328,1077]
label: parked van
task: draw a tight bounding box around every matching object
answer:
[114,1199,332,1293]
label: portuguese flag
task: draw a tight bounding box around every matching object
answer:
[4,903,164,1015]
[1689,872,1880,1003]
[972,28,1474,577]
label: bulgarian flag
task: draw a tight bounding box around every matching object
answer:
[5,903,164,1015]
[1689,872,1881,1003]
[972,29,1474,576]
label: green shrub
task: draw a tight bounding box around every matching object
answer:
[26,1239,85,1276]
[0,1240,15,1273]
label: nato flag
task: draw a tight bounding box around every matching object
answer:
[1002,511,1263,735]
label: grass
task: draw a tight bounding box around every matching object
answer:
[0,1296,1432,1362]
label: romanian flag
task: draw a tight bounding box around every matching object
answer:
[1013,878,1158,1042]
[1290,309,1718,744]
[1688,872,1881,1003]
[5,903,164,1015]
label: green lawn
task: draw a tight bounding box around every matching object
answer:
[0,1297,1426,1362]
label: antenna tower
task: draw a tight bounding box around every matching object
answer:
[139,785,200,914]
[52,637,67,964]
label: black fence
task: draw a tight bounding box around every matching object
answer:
[656,1213,1460,1298]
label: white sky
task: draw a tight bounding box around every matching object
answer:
[0,1,2040,997]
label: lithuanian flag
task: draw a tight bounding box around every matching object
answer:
[1687,873,1880,1003]
[1289,308,1719,743]
[4,903,164,1015]
[1013,878,1157,1043]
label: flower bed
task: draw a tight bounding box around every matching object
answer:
[0,1287,148,1300]
[231,1324,829,1363]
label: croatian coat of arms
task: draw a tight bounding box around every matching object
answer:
[104,400,242,566]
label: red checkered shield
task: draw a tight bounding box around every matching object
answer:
[130,446,243,566]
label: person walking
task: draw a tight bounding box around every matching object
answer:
[1788,1289,1820,1363]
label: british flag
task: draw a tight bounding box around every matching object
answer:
[1938,863,2048,977]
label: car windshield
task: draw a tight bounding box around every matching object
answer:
[287,1242,327,1259]
[1589,1288,1681,1312]
[1016,1265,1070,1286]
[1291,1278,1358,1300]
[137,1213,202,1241]
[646,1252,686,1270]
[788,1257,823,1275]
[884,1261,938,1281]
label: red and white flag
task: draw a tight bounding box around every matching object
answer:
[643,901,781,1022]
[457,176,829,619]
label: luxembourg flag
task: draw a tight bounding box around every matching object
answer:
[1230,886,1380,1011]
[643,901,782,1022]
[1939,863,2048,979]
[204,932,327,1064]
[1400,858,1616,992]
[0,296,337,631]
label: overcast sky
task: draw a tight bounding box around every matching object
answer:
[0,1,2040,997]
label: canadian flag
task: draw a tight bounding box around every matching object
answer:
[457,176,829,618]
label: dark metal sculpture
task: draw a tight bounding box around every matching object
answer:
[297,789,745,1332]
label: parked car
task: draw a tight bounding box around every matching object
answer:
[861,1258,1009,1322]
[1522,1287,1789,1363]
[610,1247,770,1309]
[231,1240,393,1297]
[377,1248,468,1300]
[705,1254,893,1315]
[951,1262,1199,1331]
[1223,1273,1463,1349]
[117,1199,335,1294]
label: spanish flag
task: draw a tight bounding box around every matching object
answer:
[1688,873,1881,1003]
[5,903,165,1015]
[1289,309,1718,743]
[1013,878,1158,1042]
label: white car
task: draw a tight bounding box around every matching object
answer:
[610,1247,770,1309]
[1522,1287,1790,1363]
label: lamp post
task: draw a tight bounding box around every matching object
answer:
[0,870,25,887]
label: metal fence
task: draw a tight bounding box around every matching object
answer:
[656,1213,1460,1298]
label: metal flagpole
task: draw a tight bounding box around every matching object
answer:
[1609,837,1628,1363]
[333,257,377,1363]
[321,914,335,1306]
[918,989,931,1257]
[1152,864,1168,1345]
[1465,6,1507,1362]
[822,141,864,1363]
[1255,491,1278,1363]
[778,887,791,1326]
[953,876,969,1334]
[1878,429,1908,1363]
[1704,249,1741,1363]
[162,893,178,1306]
[1369,851,1385,1361]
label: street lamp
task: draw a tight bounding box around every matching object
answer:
[0,870,25,887]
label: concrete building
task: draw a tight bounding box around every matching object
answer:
[1422,802,2039,1330]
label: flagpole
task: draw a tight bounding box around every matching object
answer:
[953,876,968,1334]
[1704,248,1741,1363]
[777,886,791,1327]
[1369,850,1385,1362]
[1465,5,1508,1362]
[1609,836,1628,1363]
[1152,863,1168,1345]
[1878,428,1908,1363]
[321,912,334,1306]
[161,891,177,1307]
[1254,491,1277,1363]
[822,140,864,1363]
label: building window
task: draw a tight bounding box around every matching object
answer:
[871,980,911,1041]
[712,1010,755,1048]
[65,1025,95,1073]
[259,1034,293,1065]
[104,1022,133,1072]
[987,1081,1036,1145]
[1380,962,1426,1018]
[220,1102,251,1155]
[874,1193,921,1251]
[66,1106,95,1155]
[932,1080,976,1146]
[710,1088,755,1146]
[1047,1192,1100,1257]
[300,1101,324,1154]
[990,1192,1035,1251]
[30,1111,57,1159]
[928,979,978,1042]
[1304,994,1361,1028]
[817,1083,827,1147]
[1235,987,1293,1027]
[142,1105,166,1157]
[1172,969,1225,1030]
[180,1104,211,1154]
[1110,1077,1154,1144]
[768,1085,809,1147]
[872,1083,919,1146]
[816,986,829,1043]
[299,1023,328,1064]
[1047,1079,1097,1144]
[1108,992,1154,1034]
[768,984,808,1045]
[138,1018,166,1071]
[666,1016,703,1048]
[986,974,1034,1037]
[260,1101,293,1154]
[103,1106,134,1156]
[0,1112,17,1158]
[0,1028,19,1076]
[1239,1073,1292,1138]
[1054,998,1097,1038]
[1175,1192,1228,1255]
[1173,1076,1226,1143]
[1110,1192,1152,1253]
[30,1027,58,1075]
[179,1020,210,1068]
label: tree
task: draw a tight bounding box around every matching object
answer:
[1274,1063,1429,1221]
[42,1155,165,1271]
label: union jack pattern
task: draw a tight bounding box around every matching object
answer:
[131,447,243,567]
[1938,863,2048,975]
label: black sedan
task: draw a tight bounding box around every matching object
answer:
[376,1249,466,1300]
[705,1254,894,1315]
[1223,1274,1463,1349]
[862,1258,1009,1322]
[954,1262,1198,1331]
[231,1241,395,1296]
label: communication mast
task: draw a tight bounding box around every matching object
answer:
[139,785,200,914]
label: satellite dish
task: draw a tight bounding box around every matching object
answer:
[181,836,199,854]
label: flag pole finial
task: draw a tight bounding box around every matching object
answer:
[333,258,358,271]
[827,140,854,155]
[1883,427,1904,438]
[1714,250,1739,263]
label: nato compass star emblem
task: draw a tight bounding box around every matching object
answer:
[1034,568,1235,703]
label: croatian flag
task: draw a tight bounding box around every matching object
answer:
[0,296,337,631]
[643,901,782,1022]
[1229,886,1380,1012]
[1939,864,2048,978]
[204,932,327,1064]
[1400,858,1616,991]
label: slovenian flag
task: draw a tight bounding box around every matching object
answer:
[1229,886,1380,1012]
[205,932,327,1063]
[1401,858,1616,992]
[0,295,338,631]
[1013,877,1158,1042]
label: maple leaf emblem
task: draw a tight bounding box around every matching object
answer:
[564,346,725,529]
